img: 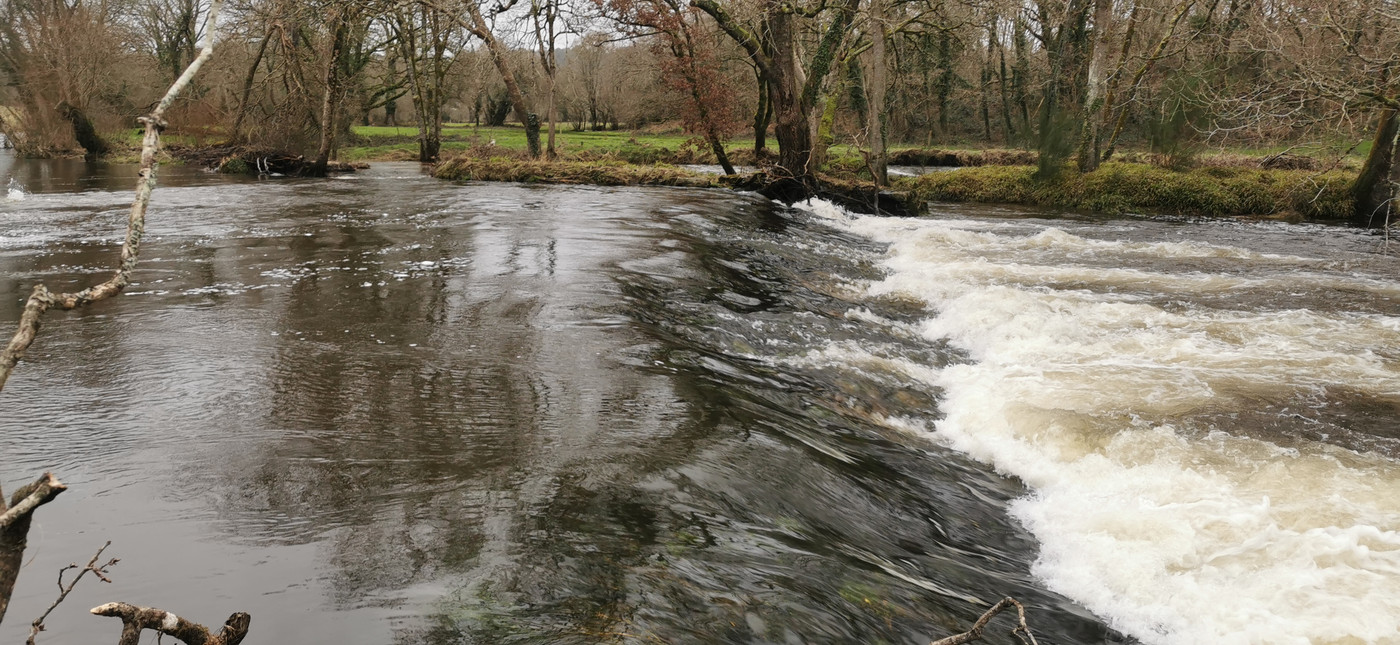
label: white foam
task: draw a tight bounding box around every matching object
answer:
[804,200,1400,645]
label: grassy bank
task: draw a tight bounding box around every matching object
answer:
[343,124,730,164]
[899,163,1358,220]
[80,121,1367,222]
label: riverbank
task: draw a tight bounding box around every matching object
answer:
[432,156,720,187]
[900,163,1358,220]
[79,124,1373,222]
[430,143,1360,222]
[431,154,926,217]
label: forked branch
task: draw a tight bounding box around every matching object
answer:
[27,541,119,645]
[930,596,1040,645]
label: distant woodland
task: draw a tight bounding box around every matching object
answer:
[3,0,1400,193]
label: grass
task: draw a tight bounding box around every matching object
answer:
[345,124,717,162]
[899,162,1358,220]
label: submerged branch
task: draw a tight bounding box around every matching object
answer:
[930,597,1040,645]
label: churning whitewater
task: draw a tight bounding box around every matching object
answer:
[798,199,1400,645]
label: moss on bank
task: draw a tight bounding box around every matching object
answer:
[900,163,1357,220]
[432,156,720,187]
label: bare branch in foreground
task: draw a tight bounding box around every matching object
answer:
[0,0,226,393]
[27,541,119,645]
[91,603,251,645]
[930,596,1040,645]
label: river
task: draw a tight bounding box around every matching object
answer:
[1,155,1397,644]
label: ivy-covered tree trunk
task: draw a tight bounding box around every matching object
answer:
[1353,107,1400,226]
[1076,0,1114,172]
[1035,0,1092,177]
[694,0,857,181]
[753,69,769,153]
[811,60,848,170]
[935,31,955,137]
[1012,16,1033,144]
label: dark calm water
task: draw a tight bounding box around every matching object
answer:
[2,155,1398,645]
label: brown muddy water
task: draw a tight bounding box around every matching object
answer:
[1,155,1398,645]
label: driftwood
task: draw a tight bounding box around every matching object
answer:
[90,603,250,645]
[930,597,1040,645]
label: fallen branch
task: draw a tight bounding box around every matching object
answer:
[0,473,69,624]
[0,0,225,393]
[930,597,1040,645]
[91,603,250,645]
[27,541,118,645]
[0,1,235,638]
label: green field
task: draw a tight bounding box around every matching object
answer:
[343,124,714,161]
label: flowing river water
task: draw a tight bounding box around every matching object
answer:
[0,155,1398,644]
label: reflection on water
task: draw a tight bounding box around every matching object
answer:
[0,157,1115,643]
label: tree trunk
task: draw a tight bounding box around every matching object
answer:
[1036,0,1092,176]
[0,474,67,624]
[545,72,557,158]
[693,0,857,181]
[57,102,108,159]
[1012,16,1033,144]
[753,69,769,153]
[811,61,846,170]
[230,29,273,142]
[996,21,1015,142]
[1101,0,1192,163]
[1353,108,1399,226]
[769,10,811,178]
[461,1,540,157]
[935,31,954,137]
[708,130,736,174]
[1095,0,1140,161]
[312,11,349,177]
[1076,0,1114,172]
[866,0,888,186]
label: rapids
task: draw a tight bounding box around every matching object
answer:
[1,154,1397,644]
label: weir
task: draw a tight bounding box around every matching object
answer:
[1,157,1397,644]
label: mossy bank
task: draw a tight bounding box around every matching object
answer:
[431,157,724,187]
[899,163,1358,220]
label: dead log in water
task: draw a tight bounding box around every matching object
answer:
[734,173,925,217]
[171,144,365,176]
[91,603,250,645]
